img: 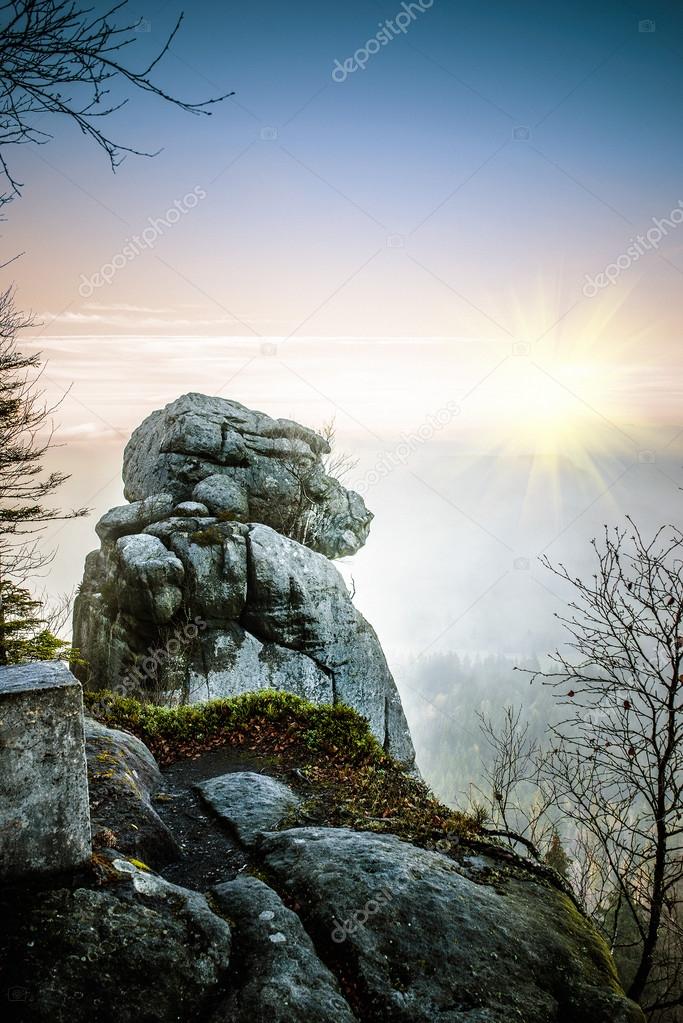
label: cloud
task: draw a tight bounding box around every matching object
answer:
[36,310,244,329]
[83,302,182,314]
[53,422,122,440]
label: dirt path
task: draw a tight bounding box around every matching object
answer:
[154,748,273,890]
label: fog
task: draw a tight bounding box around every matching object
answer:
[31,335,683,803]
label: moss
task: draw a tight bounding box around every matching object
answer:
[95,751,118,764]
[84,689,479,848]
[127,858,151,872]
[189,525,225,547]
[554,891,624,994]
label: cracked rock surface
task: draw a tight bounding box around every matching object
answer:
[122,393,372,559]
[210,876,356,1023]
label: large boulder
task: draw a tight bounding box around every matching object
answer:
[122,393,372,559]
[1,860,231,1023]
[73,396,415,766]
[74,520,413,764]
[258,827,644,1023]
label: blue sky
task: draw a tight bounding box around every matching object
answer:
[4,1,683,720]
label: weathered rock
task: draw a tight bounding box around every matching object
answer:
[74,528,412,764]
[243,525,414,763]
[197,772,300,848]
[258,827,645,1023]
[122,393,372,559]
[211,876,356,1022]
[193,475,250,521]
[158,519,248,623]
[185,622,333,704]
[1,860,231,1023]
[173,500,211,517]
[85,716,179,866]
[0,662,91,879]
[115,534,185,625]
[73,395,415,767]
[95,493,175,543]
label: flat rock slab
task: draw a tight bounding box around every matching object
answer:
[259,827,645,1023]
[196,772,300,848]
[211,876,356,1022]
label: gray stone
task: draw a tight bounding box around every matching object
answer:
[2,859,231,1022]
[243,525,415,764]
[193,474,250,520]
[197,772,300,847]
[115,533,185,624]
[85,716,179,866]
[173,500,211,516]
[163,521,248,622]
[73,395,415,767]
[259,827,645,1023]
[185,624,333,704]
[0,662,91,878]
[122,393,372,559]
[211,876,356,1022]
[74,523,413,763]
[95,493,175,542]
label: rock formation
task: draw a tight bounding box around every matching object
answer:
[73,394,415,765]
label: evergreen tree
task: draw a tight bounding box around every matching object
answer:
[0,293,87,663]
[544,830,571,879]
[0,578,72,664]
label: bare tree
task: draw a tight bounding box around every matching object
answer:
[273,419,359,550]
[471,705,561,861]
[0,0,232,203]
[531,520,683,1013]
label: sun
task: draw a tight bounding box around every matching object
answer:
[447,276,665,521]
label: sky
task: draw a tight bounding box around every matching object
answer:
[3,0,683,776]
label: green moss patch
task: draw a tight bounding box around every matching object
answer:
[84,689,478,848]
